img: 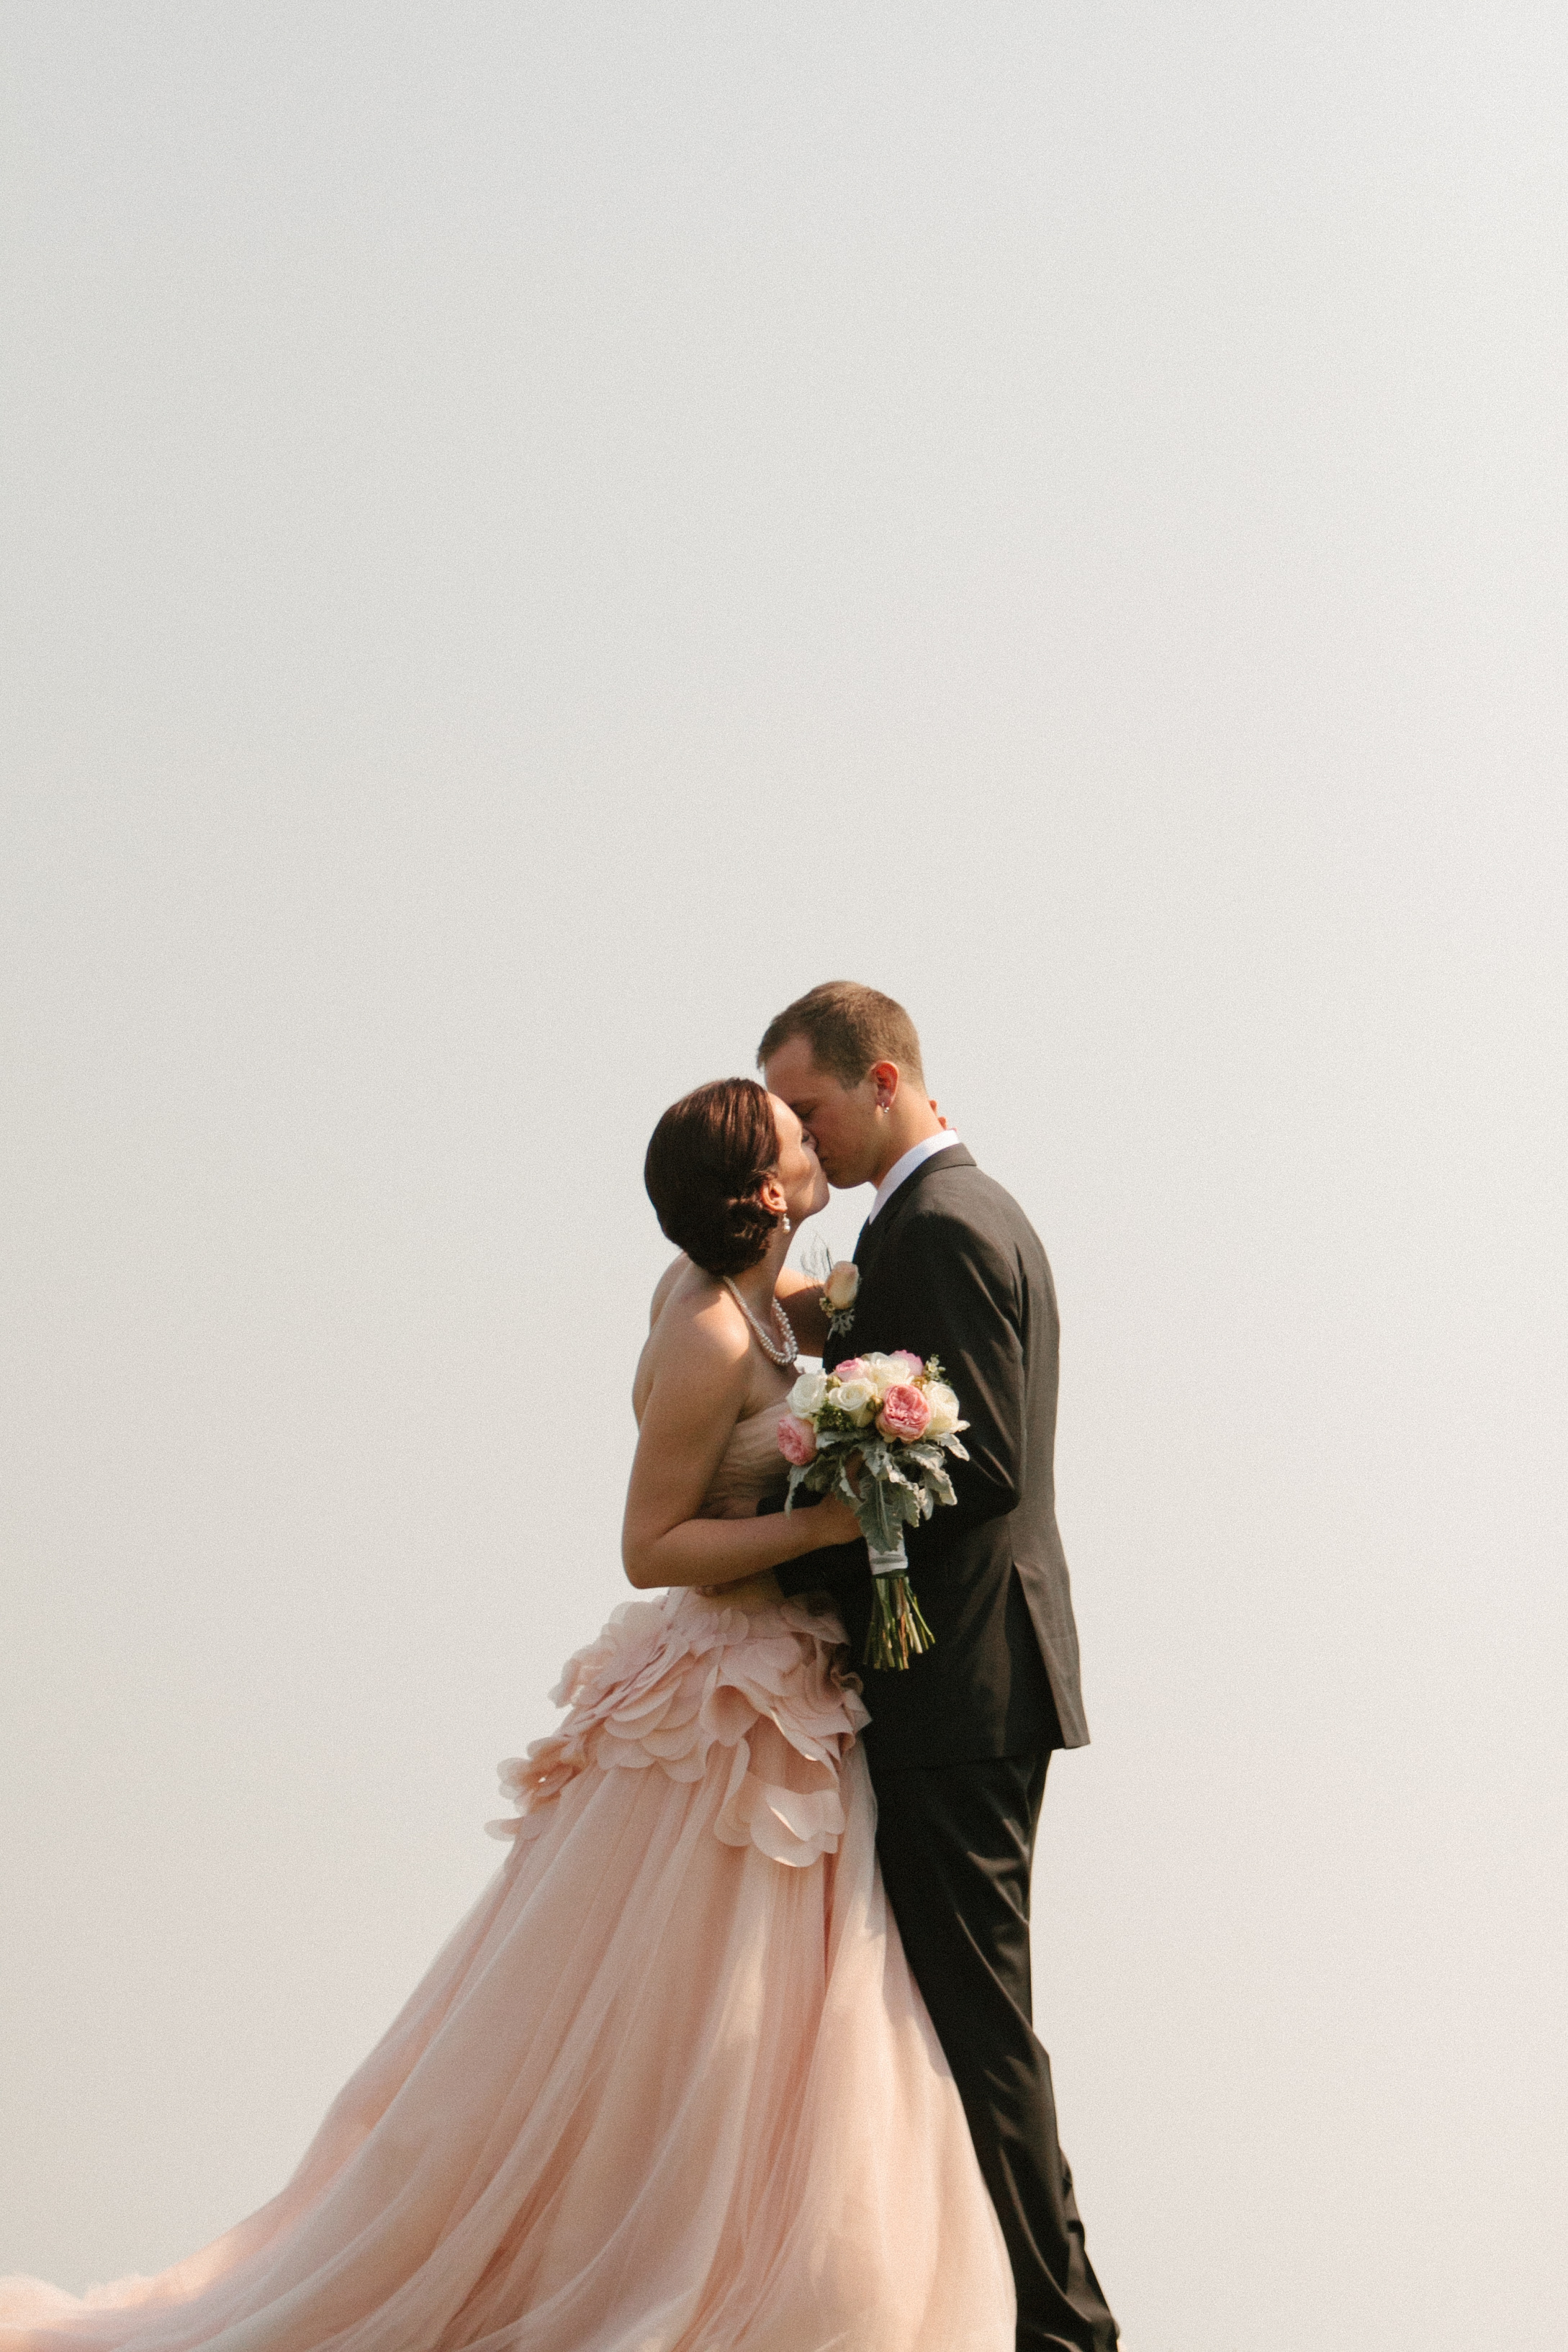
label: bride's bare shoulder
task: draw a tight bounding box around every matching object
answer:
[646,1256,746,1355]
[633,1256,749,1423]
[647,1251,694,1331]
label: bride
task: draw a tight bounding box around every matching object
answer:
[1,1078,1016,2352]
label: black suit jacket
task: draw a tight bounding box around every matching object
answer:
[774,1145,1090,1770]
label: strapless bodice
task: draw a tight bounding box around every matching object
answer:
[698,1393,792,1520]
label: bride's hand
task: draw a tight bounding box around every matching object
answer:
[804,1493,863,1549]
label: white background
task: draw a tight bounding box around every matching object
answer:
[2,9,1564,2347]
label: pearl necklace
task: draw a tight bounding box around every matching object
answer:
[722,1276,798,1368]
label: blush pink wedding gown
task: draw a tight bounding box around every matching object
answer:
[1,1402,1015,2352]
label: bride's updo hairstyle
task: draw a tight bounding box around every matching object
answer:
[644,1077,783,1279]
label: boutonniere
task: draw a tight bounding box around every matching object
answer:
[820,1258,859,1341]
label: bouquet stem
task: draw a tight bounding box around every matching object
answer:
[862,1536,935,1672]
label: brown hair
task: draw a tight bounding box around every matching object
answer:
[644,1077,782,1278]
[756,981,926,1090]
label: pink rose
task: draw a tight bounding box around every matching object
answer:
[888,1350,924,1379]
[777,1412,819,1466]
[875,1382,932,1442]
[833,1357,867,1383]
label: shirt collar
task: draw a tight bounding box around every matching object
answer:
[867,1130,964,1224]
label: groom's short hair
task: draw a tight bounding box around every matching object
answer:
[757,982,926,1090]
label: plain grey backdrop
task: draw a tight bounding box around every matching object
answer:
[3,8,1564,2348]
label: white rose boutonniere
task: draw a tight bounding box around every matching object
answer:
[819,1258,860,1341]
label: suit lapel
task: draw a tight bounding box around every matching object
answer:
[860,1143,974,1251]
[823,1146,973,1367]
[850,1143,974,1274]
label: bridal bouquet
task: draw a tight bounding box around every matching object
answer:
[777,1355,968,1671]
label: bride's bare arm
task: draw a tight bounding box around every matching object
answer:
[622,1302,858,1590]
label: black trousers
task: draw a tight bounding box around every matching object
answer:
[870,1750,1119,2352]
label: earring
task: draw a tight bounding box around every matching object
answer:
[781,1212,792,1234]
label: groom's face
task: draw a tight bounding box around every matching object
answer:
[762,1038,883,1191]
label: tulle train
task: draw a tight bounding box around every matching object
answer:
[1,1590,1014,2352]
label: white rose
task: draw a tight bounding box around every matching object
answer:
[823,1261,860,1311]
[789,1369,830,1418]
[831,1377,878,1426]
[857,1353,901,1400]
[923,1381,962,1437]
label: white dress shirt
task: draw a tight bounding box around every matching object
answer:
[866,1130,965,1224]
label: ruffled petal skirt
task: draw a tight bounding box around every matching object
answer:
[1,1590,1014,2352]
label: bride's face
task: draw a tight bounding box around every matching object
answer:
[767,1096,830,1225]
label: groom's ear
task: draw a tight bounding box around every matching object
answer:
[868,1059,901,1112]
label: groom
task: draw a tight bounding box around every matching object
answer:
[759,981,1119,2352]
